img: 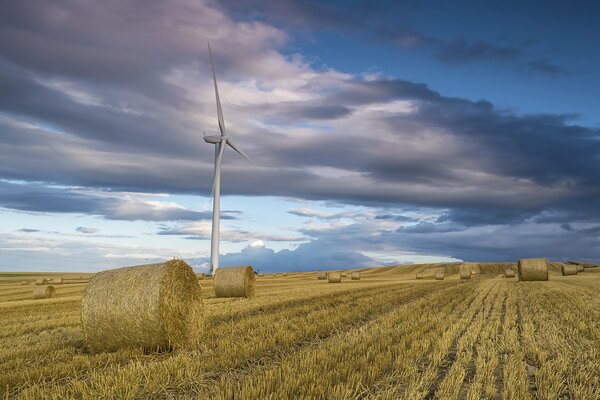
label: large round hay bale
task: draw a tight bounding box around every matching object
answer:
[328,271,342,283]
[35,278,48,285]
[81,260,203,353]
[435,271,445,280]
[214,266,256,298]
[351,272,361,280]
[505,269,515,278]
[51,277,64,284]
[517,258,548,281]
[318,271,327,280]
[561,264,578,276]
[416,272,424,279]
[32,285,55,299]
[459,269,471,280]
[575,264,584,273]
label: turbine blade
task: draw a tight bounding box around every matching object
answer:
[208,41,225,135]
[211,141,227,198]
[227,138,253,163]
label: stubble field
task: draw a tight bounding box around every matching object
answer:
[1,264,599,399]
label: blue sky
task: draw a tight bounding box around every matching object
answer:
[1,1,599,272]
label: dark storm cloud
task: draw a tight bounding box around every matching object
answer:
[219,0,571,76]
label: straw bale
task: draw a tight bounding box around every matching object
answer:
[328,271,342,283]
[505,269,515,278]
[517,258,548,281]
[35,278,48,285]
[51,277,64,284]
[435,271,445,280]
[214,266,256,298]
[351,272,361,280]
[198,273,206,280]
[459,269,471,280]
[32,285,55,299]
[81,259,203,353]
[561,264,578,276]
[318,271,327,280]
[576,264,584,273]
[341,272,347,277]
[416,272,424,279]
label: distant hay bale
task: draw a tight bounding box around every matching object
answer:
[198,273,206,280]
[328,271,342,283]
[21,280,29,285]
[51,277,64,284]
[459,269,471,280]
[435,271,445,280]
[318,271,327,280]
[576,264,584,273]
[561,264,578,276]
[517,258,548,281]
[416,272,424,279]
[214,266,256,298]
[35,278,48,285]
[81,260,203,353]
[341,272,347,277]
[32,285,55,300]
[351,272,361,280]
[505,269,515,278]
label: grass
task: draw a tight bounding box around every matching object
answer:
[1,265,599,399]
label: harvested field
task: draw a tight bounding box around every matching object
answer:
[2,264,600,399]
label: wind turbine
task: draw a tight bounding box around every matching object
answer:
[204,41,252,275]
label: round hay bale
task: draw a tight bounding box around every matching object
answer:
[328,271,342,283]
[81,260,203,353]
[214,266,256,298]
[351,272,361,280]
[517,258,548,281]
[318,271,327,280]
[459,269,471,280]
[561,264,578,276]
[505,269,515,278]
[35,278,48,285]
[416,272,424,279]
[576,264,584,273]
[435,271,445,280]
[32,285,55,299]
[341,272,347,277]
[51,277,64,284]
[198,273,206,280]
[21,280,29,285]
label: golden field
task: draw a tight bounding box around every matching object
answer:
[1,264,599,399]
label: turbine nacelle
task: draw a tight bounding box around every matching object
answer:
[203,134,227,144]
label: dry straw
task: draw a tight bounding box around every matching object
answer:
[328,271,342,283]
[459,264,471,280]
[214,265,256,298]
[81,259,203,353]
[32,285,56,299]
[561,264,578,276]
[341,272,347,277]
[517,258,549,281]
[35,278,48,285]
[351,272,361,280]
[51,277,64,284]
[435,271,445,280]
[198,273,206,280]
[318,271,327,280]
[576,264,584,273]
[505,269,516,278]
[416,272,424,280]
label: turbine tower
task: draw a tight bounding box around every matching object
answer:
[204,41,252,275]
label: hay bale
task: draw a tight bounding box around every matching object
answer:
[32,285,55,299]
[435,271,445,280]
[505,269,515,278]
[576,264,584,273]
[341,272,347,277]
[416,272,424,279]
[51,277,64,284]
[318,271,327,280]
[81,260,203,353]
[459,269,471,280]
[198,273,206,280]
[214,266,256,298]
[328,271,342,283]
[561,264,578,276]
[351,272,361,280]
[21,280,29,285]
[517,258,548,281]
[35,278,48,285]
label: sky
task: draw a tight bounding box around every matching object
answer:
[1,0,599,273]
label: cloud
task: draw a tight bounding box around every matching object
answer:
[0,180,226,222]
[18,228,40,233]
[75,226,98,234]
